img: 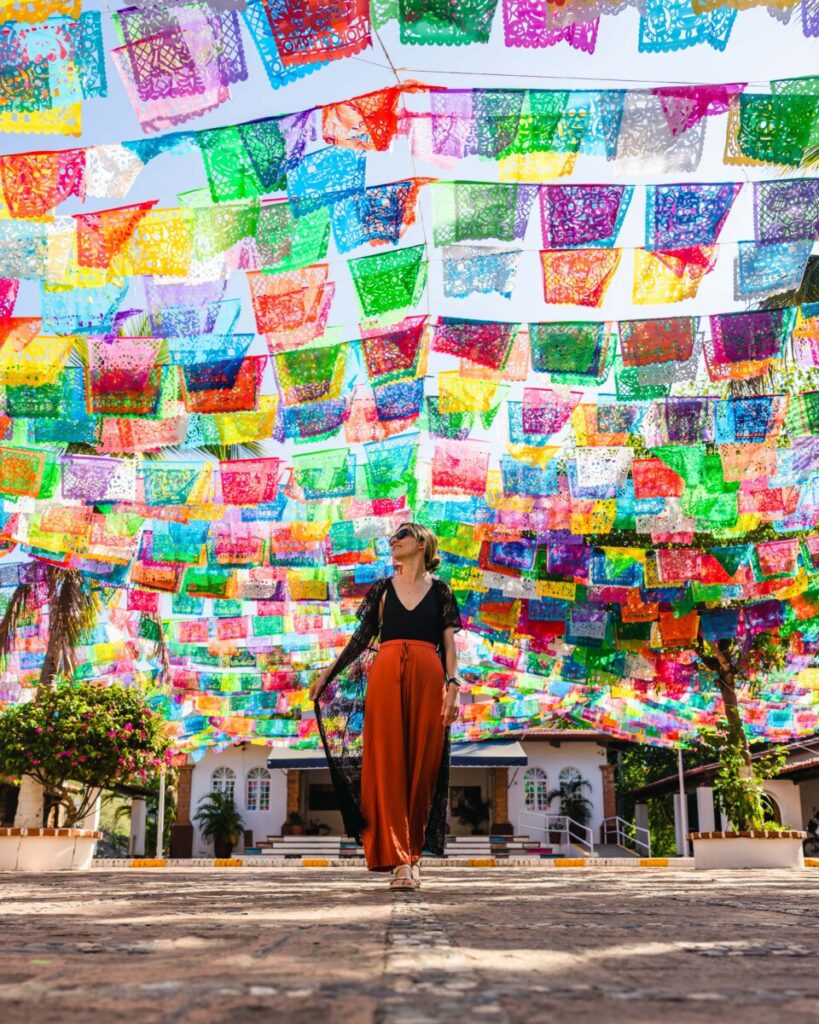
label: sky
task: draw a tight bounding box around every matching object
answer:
[1,3,818,447]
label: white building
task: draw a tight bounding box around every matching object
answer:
[177,730,620,856]
[631,736,819,854]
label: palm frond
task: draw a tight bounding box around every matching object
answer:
[0,582,34,665]
[149,612,172,687]
[758,255,819,311]
[194,442,266,461]
[115,312,153,338]
[802,146,819,171]
[40,567,100,687]
[68,336,88,369]
[142,445,186,461]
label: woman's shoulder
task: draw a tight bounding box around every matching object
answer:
[429,576,453,595]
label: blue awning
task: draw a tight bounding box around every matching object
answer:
[267,740,527,770]
[451,740,527,767]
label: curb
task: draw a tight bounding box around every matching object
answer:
[93,856,696,870]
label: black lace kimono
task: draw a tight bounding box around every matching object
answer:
[313,576,463,855]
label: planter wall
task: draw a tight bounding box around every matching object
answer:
[689,830,806,869]
[0,827,102,871]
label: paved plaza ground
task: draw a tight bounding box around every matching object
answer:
[1,867,818,1024]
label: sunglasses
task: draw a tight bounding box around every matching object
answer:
[389,527,416,544]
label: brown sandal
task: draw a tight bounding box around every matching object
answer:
[410,860,421,889]
[389,864,415,890]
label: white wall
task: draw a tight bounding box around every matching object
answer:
[509,741,609,841]
[799,779,819,827]
[761,780,803,831]
[190,747,287,855]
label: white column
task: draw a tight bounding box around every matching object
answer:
[635,802,649,835]
[673,793,687,855]
[129,796,147,857]
[14,775,44,829]
[719,806,730,831]
[696,787,716,832]
[155,768,166,859]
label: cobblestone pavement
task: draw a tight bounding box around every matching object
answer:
[2,868,818,1024]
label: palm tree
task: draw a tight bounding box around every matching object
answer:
[193,790,245,857]
[0,564,99,690]
[546,774,594,828]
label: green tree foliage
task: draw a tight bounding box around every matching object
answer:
[0,683,170,827]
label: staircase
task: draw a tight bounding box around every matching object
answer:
[600,817,651,858]
[249,835,359,858]
[594,843,640,859]
[247,833,556,859]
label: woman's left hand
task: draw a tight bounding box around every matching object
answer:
[442,687,459,726]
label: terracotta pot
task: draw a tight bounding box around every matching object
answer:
[281,823,304,836]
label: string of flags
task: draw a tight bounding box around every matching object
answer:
[1,8,819,754]
[1,2,819,134]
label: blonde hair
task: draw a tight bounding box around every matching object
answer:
[396,522,441,572]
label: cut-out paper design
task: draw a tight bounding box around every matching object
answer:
[432,318,518,370]
[540,184,633,249]
[633,246,718,305]
[432,183,537,246]
[736,92,819,167]
[397,0,499,45]
[734,240,813,300]
[0,148,86,218]
[638,0,736,53]
[331,179,425,253]
[540,249,622,307]
[754,179,819,244]
[645,183,741,250]
[442,245,522,298]
[529,321,612,382]
[247,264,334,351]
[321,87,402,151]
[348,245,428,319]
[261,0,370,67]
[502,0,599,51]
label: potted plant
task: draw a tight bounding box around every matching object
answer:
[193,790,245,858]
[457,796,490,835]
[0,682,170,870]
[688,725,803,868]
[281,810,304,836]
[546,775,593,846]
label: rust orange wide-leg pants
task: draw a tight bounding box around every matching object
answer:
[360,639,446,871]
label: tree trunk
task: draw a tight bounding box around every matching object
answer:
[715,669,752,771]
[38,642,59,691]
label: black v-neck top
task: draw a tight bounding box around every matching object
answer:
[379,578,443,646]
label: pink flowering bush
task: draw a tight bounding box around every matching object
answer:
[0,682,170,827]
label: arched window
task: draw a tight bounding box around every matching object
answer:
[211,766,236,801]
[559,767,582,790]
[247,767,271,812]
[523,767,549,811]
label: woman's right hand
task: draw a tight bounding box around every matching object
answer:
[309,667,331,702]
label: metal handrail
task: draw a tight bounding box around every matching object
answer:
[601,815,651,857]
[519,811,595,855]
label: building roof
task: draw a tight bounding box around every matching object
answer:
[630,736,819,799]
[268,739,529,770]
[515,727,631,747]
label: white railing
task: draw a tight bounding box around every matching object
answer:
[519,811,595,855]
[601,816,651,857]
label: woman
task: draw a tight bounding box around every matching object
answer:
[309,522,462,891]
